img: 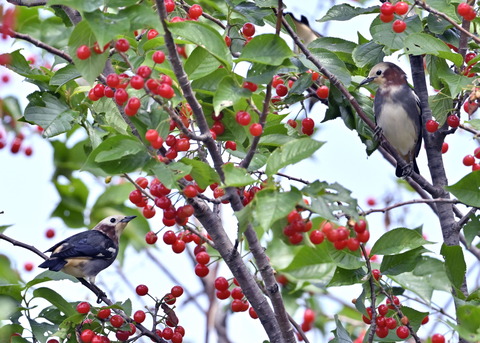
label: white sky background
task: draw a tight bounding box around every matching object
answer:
[1,0,479,342]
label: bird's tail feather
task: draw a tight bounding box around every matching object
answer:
[38,259,67,272]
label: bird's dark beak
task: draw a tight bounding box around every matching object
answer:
[121,215,137,223]
[359,77,375,87]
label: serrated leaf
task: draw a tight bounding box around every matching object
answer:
[352,41,385,68]
[179,158,220,189]
[238,34,293,65]
[429,92,453,125]
[381,247,426,276]
[222,163,255,187]
[404,33,463,66]
[463,214,480,247]
[253,189,302,232]
[371,228,431,255]
[440,244,466,290]
[265,137,324,176]
[233,2,273,24]
[167,21,232,68]
[309,37,357,65]
[24,92,78,137]
[47,0,103,12]
[332,315,353,343]
[83,10,130,47]
[371,15,423,51]
[328,267,365,287]
[299,49,351,86]
[185,46,221,80]
[213,76,251,115]
[318,4,377,22]
[83,135,150,174]
[445,171,480,207]
[148,161,190,190]
[50,64,81,87]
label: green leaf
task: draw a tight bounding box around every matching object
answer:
[222,163,256,187]
[50,64,81,87]
[440,244,466,290]
[456,304,480,341]
[213,76,251,115]
[83,10,130,47]
[238,34,293,65]
[94,183,135,208]
[404,33,463,66]
[371,228,431,256]
[352,40,385,69]
[84,135,150,174]
[26,271,78,289]
[299,49,351,86]
[265,137,324,176]
[381,247,426,276]
[48,0,103,12]
[331,315,353,343]
[24,92,78,138]
[328,267,366,287]
[179,158,220,189]
[68,21,109,84]
[463,214,480,247]
[148,161,190,190]
[185,47,221,80]
[445,170,480,207]
[33,287,76,317]
[0,225,13,234]
[318,4,377,22]
[167,21,232,68]
[8,50,49,81]
[309,37,357,65]
[253,189,302,232]
[429,92,453,125]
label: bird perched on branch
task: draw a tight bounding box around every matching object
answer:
[39,215,136,284]
[360,62,422,177]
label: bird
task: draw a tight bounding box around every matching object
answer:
[285,13,321,48]
[39,215,136,284]
[359,62,422,177]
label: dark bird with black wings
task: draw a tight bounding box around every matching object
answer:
[360,62,422,177]
[39,215,136,284]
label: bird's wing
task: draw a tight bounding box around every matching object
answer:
[412,90,423,158]
[49,231,116,260]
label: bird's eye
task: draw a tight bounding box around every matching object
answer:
[376,70,382,76]
[110,218,116,223]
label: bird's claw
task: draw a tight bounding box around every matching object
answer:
[401,164,414,178]
[374,126,382,141]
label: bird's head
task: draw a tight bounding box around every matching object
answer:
[92,215,136,244]
[360,62,407,88]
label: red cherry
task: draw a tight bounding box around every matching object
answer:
[183,185,198,198]
[441,142,449,153]
[375,326,389,338]
[372,269,381,280]
[137,65,152,79]
[76,302,91,314]
[110,314,124,328]
[80,329,95,343]
[380,13,394,23]
[172,239,186,253]
[225,140,237,150]
[356,230,370,243]
[147,29,158,40]
[194,263,209,277]
[346,237,360,251]
[136,284,149,296]
[145,231,158,244]
[171,285,184,297]
[316,85,329,99]
[115,38,130,52]
[114,88,128,105]
[432,334,445,343]
[464,101,479,115]
[130,75,144,90]
[249,123,263,136]
[134,310,146,323]
[309,230,324,244]
[24,262,34,271]
[463,154,475,166]
[242,81,258,92]
[188,4,203,20]
[386,317,397,329]
[45,228,55,238]
[457,3,472,17]
[142,205,156,218]
[214,276,229,291]
[378,304,388,316]
[235,111,251,126]
[287,119,297,128]
[165,0,175,12]
[465,52,477,64]
[421,315,429,325]
[301,118,315,131]
[446,114,460,127]
[195,251,210,265]
[224,35,232,47]
[396,326,409,339]
[380,2,395,15]
[303,308,315,324]
[392,20,407,33]
[275,84,288,97]
[153,50,166,64]
[242,22,255,37]
[394,2,409,15]
[145,129,159,142]
[76,45,91,60]
[97,308,111,319]
[115,331,129,341]
[425,119,439,132]
[163,230,177,245]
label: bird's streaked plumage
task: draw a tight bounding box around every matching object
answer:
[360,62,422,177]
[38,215,136,283]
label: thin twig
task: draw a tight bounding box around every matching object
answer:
[361,198,460,216]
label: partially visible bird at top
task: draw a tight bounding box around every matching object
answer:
[285,13,322,48]
[359,61,422,177]
[38,215,136,284]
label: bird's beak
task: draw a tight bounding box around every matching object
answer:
[121,215,137,223]
[359,76,375,87]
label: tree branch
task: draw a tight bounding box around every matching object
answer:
[361,198,459,216]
